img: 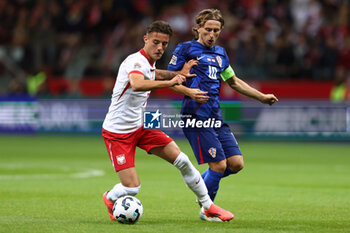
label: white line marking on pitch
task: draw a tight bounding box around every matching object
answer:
[0,168,105,180]
[70,169,105,178]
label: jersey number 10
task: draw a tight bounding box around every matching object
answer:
[208,66,218,80]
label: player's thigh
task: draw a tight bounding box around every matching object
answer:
[183,127,226,165]
[217,123,242,158]
[149,141,181,164]
[217,123,244,172]
[102,130,138,172]
[137,128,176,163]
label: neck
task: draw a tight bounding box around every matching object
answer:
[140,48,154,65]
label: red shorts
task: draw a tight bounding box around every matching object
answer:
[102,127,173,172]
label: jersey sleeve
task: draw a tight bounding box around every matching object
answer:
[125,57,146,76]
[168,43,188,71]
[220,49,235,81]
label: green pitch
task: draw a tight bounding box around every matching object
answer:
[1,135,350,233]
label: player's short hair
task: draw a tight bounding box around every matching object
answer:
[192,9,224,39]
[146,20,173,37]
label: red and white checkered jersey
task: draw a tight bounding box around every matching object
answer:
[103,49,155,133]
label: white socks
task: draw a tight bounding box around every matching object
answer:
[106,152,213,210]
[107,183,141,202]
[173,152,213,210]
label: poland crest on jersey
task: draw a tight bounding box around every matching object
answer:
[208,147,217,158]
[116,154,126,165]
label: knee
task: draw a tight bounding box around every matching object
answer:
[230,163,244,173]
[209,160,227,173]
[228,157,244,173]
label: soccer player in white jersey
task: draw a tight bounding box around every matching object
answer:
[102,20,234,222]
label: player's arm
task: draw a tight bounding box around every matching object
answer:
[167,59,207,103]
[167,58,208,103]
[169,85,209,103]
[155,60,198,80]
[129,72,185,91]
[165,44,208,103]
[155,70,178,80]
[223,66,278,105]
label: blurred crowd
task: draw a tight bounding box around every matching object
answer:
[0,0,350,97]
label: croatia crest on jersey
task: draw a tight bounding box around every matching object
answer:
[216,56,222,68]
[208,147,217,158]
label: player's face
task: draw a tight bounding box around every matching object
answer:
[197,20,222,48]
[143,32,170,63]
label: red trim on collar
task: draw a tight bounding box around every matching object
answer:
[139,49,154,67]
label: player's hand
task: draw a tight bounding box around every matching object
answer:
[261,94,278,105]
[179,59,198,78]
[169,74,186,86]
[188,89,209,103]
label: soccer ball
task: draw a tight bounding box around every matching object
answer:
[112,195,143,224]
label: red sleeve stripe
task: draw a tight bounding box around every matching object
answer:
[117,82,131,101]
[129,70,144,76]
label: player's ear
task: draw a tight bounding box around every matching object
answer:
[143,34,148,44]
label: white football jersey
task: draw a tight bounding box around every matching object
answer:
[103,49,156,133]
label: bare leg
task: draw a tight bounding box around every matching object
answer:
[107,167,141,202]
[117,167,140,187]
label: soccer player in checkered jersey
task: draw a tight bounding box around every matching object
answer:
[168,9,278,221]
[102,20,234,222]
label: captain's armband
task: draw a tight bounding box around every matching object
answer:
[220,65,235,81]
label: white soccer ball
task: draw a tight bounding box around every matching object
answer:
[112,195,143,224]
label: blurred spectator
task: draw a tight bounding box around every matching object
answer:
[0,0,349,97]
[0,62,13,95]
[271,31,297,78]
[8,78,27,96]
[26,68,47,96]
[313,35,338,80]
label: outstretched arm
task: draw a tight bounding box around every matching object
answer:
[227,75,278,105]
[155,60,198,80]
[155,70,179,80]
[129,73,185,91]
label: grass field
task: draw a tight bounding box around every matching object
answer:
[0,134,350,233]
